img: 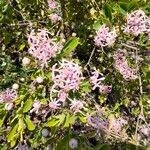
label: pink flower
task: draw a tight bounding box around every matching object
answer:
[49,100,60,111]
[99,85,112,94]
[94,25,117,47]
[140,125,150,136]
[0,88,17,103]
[28,29,62,64]
[58,90,68,102]
[114,49,137,80]
[123,10,150,36]
[70,99,84,113]
[48,0,58,9]
[90,68,104,90]
[30,101,41,114]
[90,68,111,93]
[50,13,61,23]
[52,59,83,92]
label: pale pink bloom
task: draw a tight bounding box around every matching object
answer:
[94,25,117,47]
[58,90,68,102]
[70,99,84,113]
[140,124,150,136]
[114,49,137,80]
[90,68,105,90]
[52,59,83,92]
[99,85,112,94]
[30,101,41,114]
[0,88,17,103]
[48,0,58,9]
[50,13,61,23]
[49,100,60,111]
[123,10,150,36]
[90,68,111,93]
[28,29,62,64]
[22,57,30,65]
[36,76,44,84]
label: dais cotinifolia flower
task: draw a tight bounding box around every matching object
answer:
[90,68,112,94]
[94,25,117,47]
[52,59,84,92]
[114,49,137,81]
[49,59,84,110]
[0,88,17,103]
[123,10,150,37]
[28,29,62,64]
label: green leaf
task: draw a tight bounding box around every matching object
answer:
[93,20,102,30]
[23,98,33,113]
[79,116,87,123]
[119,2,128,11]
[18,117,24,132]
[80,81,91,92]
[95,144,111,150]
[127,0,138,11]
[10,139,17,148]
[44,118,60,127]
[55,114,66,125]
[59,37,79,57]
[19,44,25,51]
[103,4,112,20]
[0,110,6,127]
[64,114,77,127]
[7,123,19,142]
[24,115,35,131]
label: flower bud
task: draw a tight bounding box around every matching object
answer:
[72,33,77,37]
[36,76,44,84]
[5,103,14,110]
[33,101,41,109]
[42,128,49,137]
[12,83,19,90]
[20,78,25,82]
[22,57,30,65]
[62,38,66,43]
[69,138,78,149]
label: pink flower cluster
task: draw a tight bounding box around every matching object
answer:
[48,0,61,23]
[48,0,58,9]
[48,59,84,112]
[50,13,61,23]
[123,10,150,36]
[90,68,111,94]
[94,25,117,47]
[28,29,62,64]
[114,49,137,81]
[52,59,83,92]
[0,88,17,103]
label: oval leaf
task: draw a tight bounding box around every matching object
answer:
[24,115,35,131]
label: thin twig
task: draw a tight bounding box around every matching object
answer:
[84,47,95,68]
[121,43,137,50]
[7,0,26,20]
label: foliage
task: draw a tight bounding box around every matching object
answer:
[0,0,150,149]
